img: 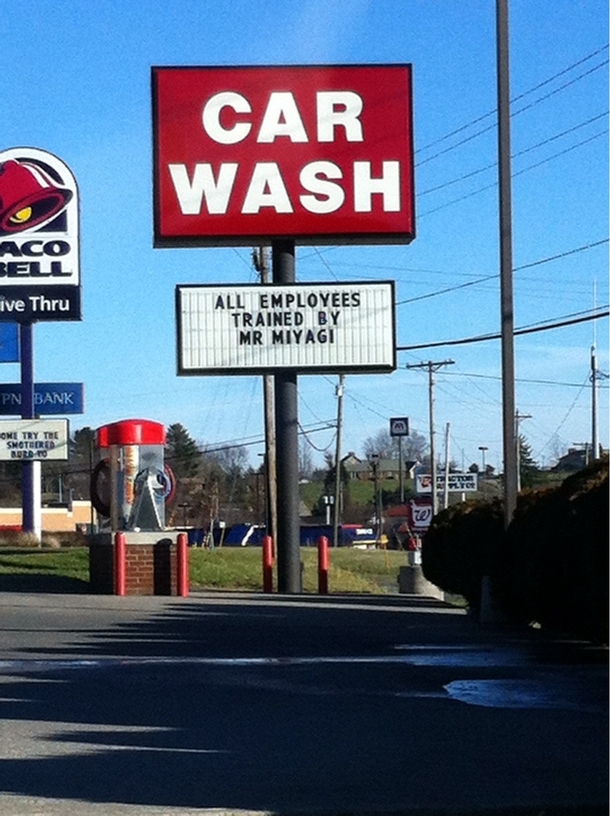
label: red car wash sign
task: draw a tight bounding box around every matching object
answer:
[152,64,414,246]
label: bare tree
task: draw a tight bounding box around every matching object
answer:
[299,438,315,480]
[362,427,427,461]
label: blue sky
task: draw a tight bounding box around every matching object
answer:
[1,0,608,472]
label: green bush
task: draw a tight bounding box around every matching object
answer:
[495,456,608,643]
[422,457,609,643]
[421,498,504,611]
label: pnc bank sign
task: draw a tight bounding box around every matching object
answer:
[152,64,414,246]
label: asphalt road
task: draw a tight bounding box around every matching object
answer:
[0,590,607,816]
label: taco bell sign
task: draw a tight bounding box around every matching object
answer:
[152,64,415,246]
[0,147,80,322]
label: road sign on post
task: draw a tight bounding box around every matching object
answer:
[153,64,415,593]
[389,417,409,436]
[415,472,478,494]
[389,417,409,502]
[0,147,81,538]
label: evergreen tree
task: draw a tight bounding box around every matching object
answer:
[165,423,202,479]
[518,435,540,489]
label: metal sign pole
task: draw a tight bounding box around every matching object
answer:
[19,323,40,537]
[272,239,301,593]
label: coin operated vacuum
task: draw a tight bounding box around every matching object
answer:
[90,419,175,531]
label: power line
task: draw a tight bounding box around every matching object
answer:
[416,44,609,154]
[514,238,609,271]
[417,59,608,167]
[397,308,609,352]
[298,420,336,453]
[202,421,336,454]
[419,111,608,197]
[442,370,609,389]
[395,239,608,306]
[418,128,607,217]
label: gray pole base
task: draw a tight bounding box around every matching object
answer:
[397,565,444,600]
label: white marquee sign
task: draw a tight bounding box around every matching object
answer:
[176,282,395,375]
[0,419,69,460]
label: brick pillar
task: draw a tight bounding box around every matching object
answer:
[89,533,179,595]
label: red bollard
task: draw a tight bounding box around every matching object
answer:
[262,535,274,593]
[318,535,329,594]
[114,531,126,596]
[177,532,189,597]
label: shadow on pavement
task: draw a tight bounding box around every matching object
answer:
[0,573,88,593]
[0,594,607,814]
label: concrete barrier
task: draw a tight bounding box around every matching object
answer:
[397,565,444,599]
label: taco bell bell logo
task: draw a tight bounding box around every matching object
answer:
[0,147,81,322]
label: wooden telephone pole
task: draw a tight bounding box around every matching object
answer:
[252,247,278,547]
[406,359,454,515]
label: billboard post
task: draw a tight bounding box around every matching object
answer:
[272,239,301,593]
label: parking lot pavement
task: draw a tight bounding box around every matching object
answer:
[0,591,608,816]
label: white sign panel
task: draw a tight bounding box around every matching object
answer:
[0,147,81,322]
[176,282,396,375]
[416,472,478,493]
[0,419,69,460]
[409,499,433,531]
[389,416,409,436]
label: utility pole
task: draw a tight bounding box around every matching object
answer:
[591,344,599,461]
[515,410,532,493]
[588,345,610,462]
[332,374,345,548]
[478,0,516,624]
[252,247,278,547]
[496,0,518,527]
[589,346,610,461]
[478,446,488,481]
[443,421,451,510]
[406,359,454,515]
[369,453,381,546]
[398,435,405,505]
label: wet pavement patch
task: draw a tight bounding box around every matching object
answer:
[445,678,584,709]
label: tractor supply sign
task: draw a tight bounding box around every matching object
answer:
[0,148,80,322]
[416,472,479,494]
[153,65,414,246]
[0,419,69,460]
[177,281,395,375]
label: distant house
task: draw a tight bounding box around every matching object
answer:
[342,452,420,481]
[552,447,588,472]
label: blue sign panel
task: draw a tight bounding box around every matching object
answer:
[0,382,84,415]
[0,324,19,363]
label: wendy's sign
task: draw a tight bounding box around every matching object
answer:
[152,64,415,246]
